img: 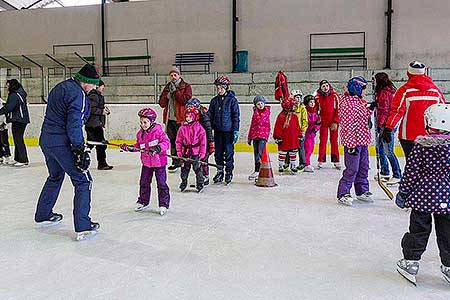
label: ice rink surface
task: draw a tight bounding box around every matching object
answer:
[1,148,449,300]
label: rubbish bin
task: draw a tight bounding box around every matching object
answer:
[235,50,248,73]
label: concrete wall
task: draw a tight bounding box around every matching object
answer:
[1,0,449,72]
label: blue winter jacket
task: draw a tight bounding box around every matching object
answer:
[0,87,30,124]
[39,79,90,148]
[209,90,240,132]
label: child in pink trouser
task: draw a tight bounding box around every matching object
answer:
[303,95,321,172]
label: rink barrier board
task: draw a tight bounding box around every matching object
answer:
[14,138,406,157]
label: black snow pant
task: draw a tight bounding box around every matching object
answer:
[402,210,450,267]
[11,122,28,163]
[0,128,11,157]
[214,131,235,174]
[166,120,181,167]
[86,126,108,167]
[400,139,415,161]
[180,155,204,188]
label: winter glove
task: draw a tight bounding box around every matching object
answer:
[102,107,111,115]
[120,144,134,152]
[395,192,408,209]
[208,141,215,154]
[247,139,252,146]
[149,145,161,154]
[274,138,282,145]
[330,123,338,131]
[233,131,239,144]
[381,128,393,144]
[72,145,91,172]
[368,101,377,111]
[299,136,305,143]
[347,147,358,156]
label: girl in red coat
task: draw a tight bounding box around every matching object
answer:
[316,80,341,169]
[273,97,301,174]
[247,96,271,180]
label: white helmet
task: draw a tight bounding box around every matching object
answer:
[290,89,303,99]
[424,104,450,132]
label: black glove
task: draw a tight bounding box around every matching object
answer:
[72,145,91,172]
[149,145,161,154]
[274,138,282,145]
[368,101,377,111]
[347,147,358,156]
[395,192,409,209]
[299,136,305,142]
[380,128,393,144]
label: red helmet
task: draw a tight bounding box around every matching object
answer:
[281,97,296,111]
[214,75,231,87]
[138,107,157,123]
[185,105,200,121]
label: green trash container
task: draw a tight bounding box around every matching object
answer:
[235,50,248,73]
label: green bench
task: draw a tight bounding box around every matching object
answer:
[310,47,367,70]
[104,55,151,76]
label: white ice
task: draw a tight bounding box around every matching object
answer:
[0,148,448,300]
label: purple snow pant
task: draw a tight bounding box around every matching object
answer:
[337,146,369,198]
[138,165,170,208]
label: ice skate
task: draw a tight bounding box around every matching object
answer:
[337,194,354,206]
[134,203,150,212]
[225,173,233,185]
[442,265,450,284]
[356,192,374,203]
[290,167,298,174]
[248,171,259,181]
[304,165,314,173]
[278,166,284,173]
[159,207,167,216]
[374,174,390,182]
[75,222,100,241]
[179,180,188,192]
[386,177,401,186]
[12,161,29,168]
[396,259,419,285]
[203,175,209,186]
[196,184,204,193]
[297,164,305,172]
[317,162,324,169]
[35,213,63,227]
[333,162,342,170]
[213,170,224,183]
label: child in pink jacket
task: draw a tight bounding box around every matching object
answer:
[303,95,321,172]
[120,108,171,215]
[247,95,271,180]
[176,106,207,192]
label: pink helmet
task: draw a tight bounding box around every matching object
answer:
[138,107,157,123]
[214,75,231,87]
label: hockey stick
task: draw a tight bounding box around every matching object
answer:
[87,140,221,169]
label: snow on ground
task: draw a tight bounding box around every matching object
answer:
[0,148,448,300]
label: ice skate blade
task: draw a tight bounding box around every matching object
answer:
[396,267,417,286]
[75,230,98,241]
[35,220,62,227]
[443,273,450,284]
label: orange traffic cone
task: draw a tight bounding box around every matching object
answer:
[255,146,278,187]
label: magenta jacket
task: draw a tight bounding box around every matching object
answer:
[176,121,207,159]
[132,123,170,168]
[375,86,396,127]
[248,106,271,141]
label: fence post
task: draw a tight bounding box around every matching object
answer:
[153,73,158,104]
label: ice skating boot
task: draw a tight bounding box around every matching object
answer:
[334,162,342,170]
[317,162,324,169]
[179,179,188,192]
[387,177,401,186]
[76,222,100,241]
[356,192,374,203]
[304,165,314,173]
[297,164,305,172]
[159,207,167,216]
[248,171,259,181]
[213,170,224,183]
[196,183,204,193]
[374,174,390,182]
[396,259,419,285]
[225,172,233,185]
[337,194,354,206]
[203,175,210,186]
[441,265,450,284]
[35,213,63,226]
[135,202,150,212]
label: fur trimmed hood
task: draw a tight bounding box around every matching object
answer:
[415,134,450,147]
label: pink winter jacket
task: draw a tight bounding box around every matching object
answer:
[176,121,207,159]
[248,106,271,141]
[133,123,170,168]
[375,86,396,128]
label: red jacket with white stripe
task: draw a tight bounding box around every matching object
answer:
[385,74,446,141]
[315,88,340,127]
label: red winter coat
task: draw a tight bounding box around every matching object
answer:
[248,106,271,141]
[273,111,301,151]
[159,79,192,124]
[385,74,446,141]
[275,71,289,101]
[338,93,372,148]
[315,87,340,127]
[375,86,396,128]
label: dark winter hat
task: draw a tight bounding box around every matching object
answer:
[303,94,315,106]
[407,61,426,75]
[74,64,100,85]
[99,80,105,87]
[319,80,330,88]
[253,95,266,106]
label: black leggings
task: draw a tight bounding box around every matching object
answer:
[12,122,28,163]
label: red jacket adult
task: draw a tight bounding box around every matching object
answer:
[385,74,446,141]
[315,87,340,127]
[159,79,192,124]
[273,111,301,151]
[375,86,396,128]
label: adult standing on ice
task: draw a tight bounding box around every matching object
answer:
[34,64,100,240]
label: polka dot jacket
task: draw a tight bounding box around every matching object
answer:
[399,134,450,214]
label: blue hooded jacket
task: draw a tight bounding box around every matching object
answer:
[0,87,30,124]
[39,79,90,148]
[208,90,240,132]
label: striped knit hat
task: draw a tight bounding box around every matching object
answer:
[407,61,426,75]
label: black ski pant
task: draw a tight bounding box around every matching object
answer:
[402,210,450,267]
[86,126,108,167]
[166,120,181,167]
[0,128,11,157]
[400,139,415,161]
[11,122,28,163]
[214,131,234,174]
[180,155,204,188]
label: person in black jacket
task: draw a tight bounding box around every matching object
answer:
[85,80,113,170]
[0,79,30,167]
[0,97,12,164]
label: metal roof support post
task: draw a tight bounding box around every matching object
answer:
[45,53,67,79]
[0,55,22,83]
[22,55,46,103]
